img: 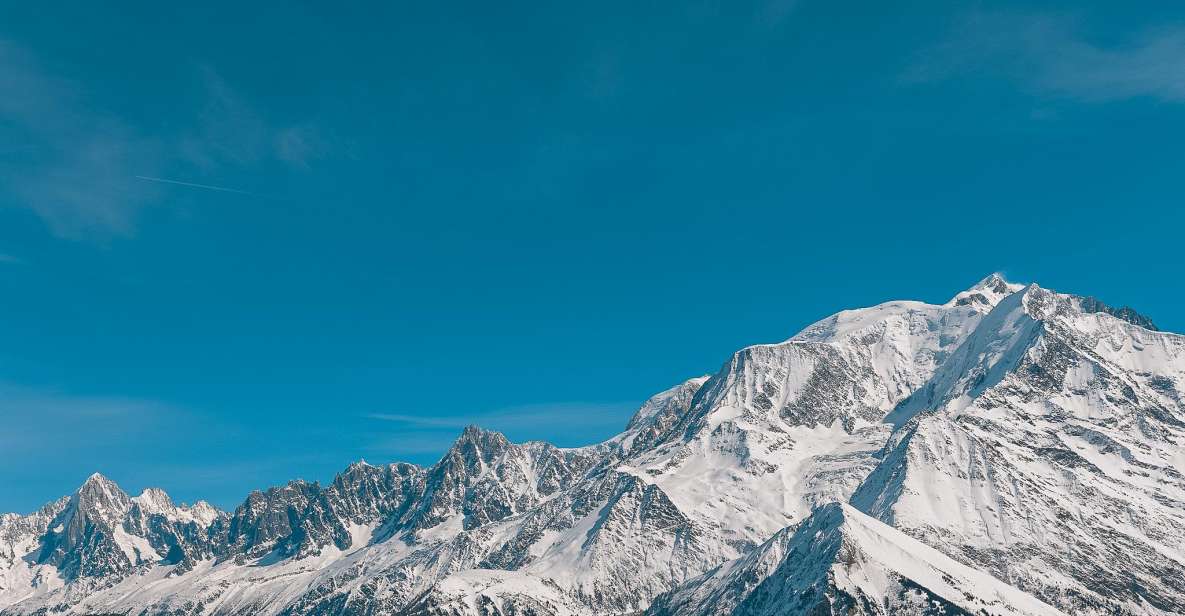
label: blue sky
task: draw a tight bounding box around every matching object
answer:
[2,1,1183,512]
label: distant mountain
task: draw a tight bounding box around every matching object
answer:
[2,275,1181,615]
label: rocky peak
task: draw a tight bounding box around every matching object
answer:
[620,376,709,454]
[73,473,131,522]
[183,501,221,527]
[327,459,424,527]
[34,474,139,580]
[449,425,512,470]
[220,480,324,560]
[132,488,176,516]
[1076,294,1158,330]
[946,272,1025,312]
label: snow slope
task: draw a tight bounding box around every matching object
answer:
[648,503,1065,616]
[852,284,1185,614]
[1,274,1181,616]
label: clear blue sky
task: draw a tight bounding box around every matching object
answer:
[2,1,1183,512]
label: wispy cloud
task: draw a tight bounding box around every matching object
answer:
[362,401,638,458]
[907,12,1185,103]
[366,401,637,433]
[0,253,23,264]
[0,381,245,512]
[180,66,333,172]
[275,125,330,168]
[0,382,183,455]
[362,432,464,457]
[0,40,163,238]
[0,44,329,239]
[365,413,477,428]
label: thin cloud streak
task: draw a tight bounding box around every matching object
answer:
[362,401,639,461]
[365,413,477,428]
[907,12,1185,103]
[0,382,184,456]
[365,401,637,432]
[135,175,255,195]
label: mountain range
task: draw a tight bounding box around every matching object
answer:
[2,274,1182,615]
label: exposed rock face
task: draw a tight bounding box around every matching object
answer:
[1077,295,1158,331]
[1,275,1181,616]
[648,503,1065,616]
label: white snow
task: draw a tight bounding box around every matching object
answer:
[3,275,1182,616]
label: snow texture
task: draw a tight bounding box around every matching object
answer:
[1,274,1180,616]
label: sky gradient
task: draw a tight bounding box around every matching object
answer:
[2,1,1184,512]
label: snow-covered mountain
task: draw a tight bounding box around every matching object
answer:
[647,503,1066,616]
[2,274,1181,616]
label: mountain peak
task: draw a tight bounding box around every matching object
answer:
[1076,295,1158,331]
[976,271,1011,289]
[72,472,130,519]
[184,500,221,526]
[453,424,510,448]
[77,472,124,499]
[460,423,496,436]
[82,471,113,486]
[132,487,176,514]
[343,459,376,473]
[945,273,1025,311]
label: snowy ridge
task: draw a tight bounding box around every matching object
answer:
[1,274,1182,616]
[852,283,1185,614]
[648,502,1065,616]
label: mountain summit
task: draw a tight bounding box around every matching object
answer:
[2,275,1182,615]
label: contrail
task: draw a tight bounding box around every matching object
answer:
[135,175,254,195]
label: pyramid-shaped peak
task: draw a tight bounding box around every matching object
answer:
[342,459,377,474]
[78,472,124,496]
[435,425,514,474]
[975,272,1011,290]
[70,472,131,523]
[83,471,112,485]
[132,487,176,514]
[946,273,1025,311]
[336,459,386,485]
[181,500,222,526]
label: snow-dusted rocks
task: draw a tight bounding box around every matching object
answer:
[1,274,1181,616]
[853,283,1185,614]
[647,502,1065,616]
[0,497,69,607]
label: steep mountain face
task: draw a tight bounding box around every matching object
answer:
[1,275,1180,616]
[212,460,424,563]
[647,503,1065,616]
[0,497,68,607]
[35,472,144,582]
[606,278,1010,557]
[0,473,229,610]
[852,284,1185,614]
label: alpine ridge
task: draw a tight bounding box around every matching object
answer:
[2,274,1181,616]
